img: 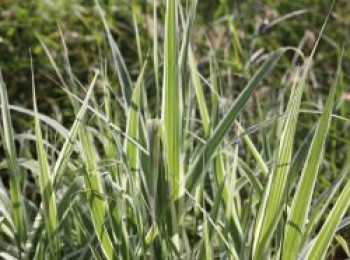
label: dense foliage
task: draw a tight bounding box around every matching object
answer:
[0,0,349,259]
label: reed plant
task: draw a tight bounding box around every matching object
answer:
[0,1,349,259]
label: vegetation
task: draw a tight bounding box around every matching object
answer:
[0,0,349,259]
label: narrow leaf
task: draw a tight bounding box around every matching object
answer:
[186,50,284,194]
[282,58,339,260]
[163,0,182,200]
[32,71,60,257]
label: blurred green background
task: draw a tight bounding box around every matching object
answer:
[1,0,349,106]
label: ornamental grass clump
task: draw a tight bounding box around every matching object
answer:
[0,1,349,259]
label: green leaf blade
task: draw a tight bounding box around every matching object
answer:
[163,0,182,200]
[282,61,339,260]
[186,50,284,195]
[32,80,60,257]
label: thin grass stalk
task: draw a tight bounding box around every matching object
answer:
[52,72,98,186]
[186,50,285,194]
[252,11,331,257]
[163,0,182,201]
[252,67,303,259]
[306,178,350,260]
[153,0,160,115]
[79,127,114,259]
[125,62,147,176]
[281,55,340,260]
[32,71,60,257]
[0,72,27,249]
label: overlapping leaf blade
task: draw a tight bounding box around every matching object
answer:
[186,50,284,195]
[33,76,60,257]
[0,72,26,248]
[282,57,339,260]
